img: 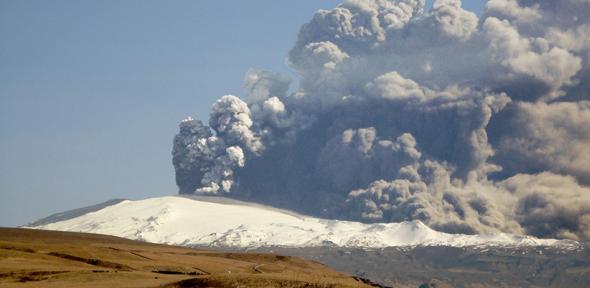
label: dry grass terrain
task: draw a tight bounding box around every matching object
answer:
[0,228,374,288]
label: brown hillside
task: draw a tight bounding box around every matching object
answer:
[0,228,374,288]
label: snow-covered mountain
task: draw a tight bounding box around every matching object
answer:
[28,195,580,249]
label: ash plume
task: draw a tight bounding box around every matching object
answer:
[173,0,590,241]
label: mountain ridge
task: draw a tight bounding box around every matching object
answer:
[28,195,582,250]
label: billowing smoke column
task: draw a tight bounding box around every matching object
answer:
[173,0,590,241]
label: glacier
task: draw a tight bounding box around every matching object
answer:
[29,195,580,249]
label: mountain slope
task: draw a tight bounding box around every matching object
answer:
[0,228,374,288]
[27,199,127,227]
[29,195,579,249]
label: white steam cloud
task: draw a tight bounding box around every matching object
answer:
[173,0,590,241]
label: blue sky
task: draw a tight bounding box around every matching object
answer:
[0,0,486,227]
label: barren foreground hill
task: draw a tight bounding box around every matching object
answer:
[0,228,373,288]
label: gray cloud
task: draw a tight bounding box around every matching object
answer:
[501,173,590,241]
[495,101,590,184]
[316,129,422,193]
[209,95,263,154]
[173,0,590,241]
[345,159,523,235]
[484,0,541,23]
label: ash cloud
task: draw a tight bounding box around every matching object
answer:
[173,0,590,241]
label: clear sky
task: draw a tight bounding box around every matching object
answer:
[0,0,486,227]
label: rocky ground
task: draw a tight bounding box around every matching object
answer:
[245,244,590,288]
